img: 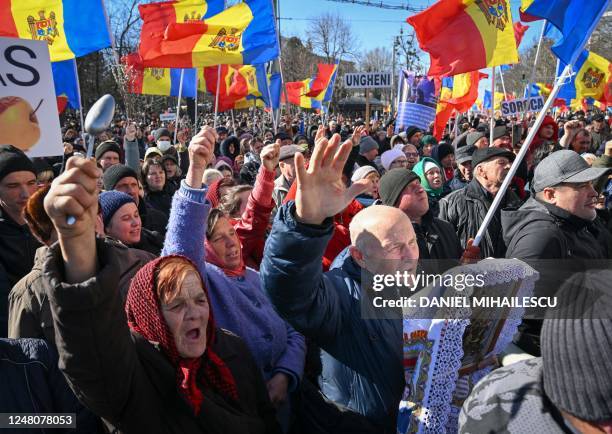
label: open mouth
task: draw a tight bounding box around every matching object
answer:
[186,328,201,340]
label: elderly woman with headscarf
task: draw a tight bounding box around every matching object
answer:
[41,154,280,433]
[413,157,447,216]
[163,129,305,430]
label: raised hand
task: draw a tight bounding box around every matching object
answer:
[125,123,137,141]
[44,156,101,283]
[351,125,366,147]
[260,140,280,172]
[294,133,369,225]
[186,126,217,188]
[45,157,101,239]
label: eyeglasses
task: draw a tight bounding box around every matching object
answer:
[405,152,419,158]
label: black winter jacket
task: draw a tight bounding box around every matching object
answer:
[138,198,168,234]
[42,240,280,434]
[438,179,522,258]
[502,197,612,355]
[0,207,41,336]
[413,210,463,274]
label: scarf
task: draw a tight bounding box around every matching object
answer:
[204,239,246,278]
[413,157,444,197]
[125,255,239,414]
[205,179,223,208]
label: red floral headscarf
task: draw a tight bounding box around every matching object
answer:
[125,255,238,414]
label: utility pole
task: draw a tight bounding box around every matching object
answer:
[391,35,398,117]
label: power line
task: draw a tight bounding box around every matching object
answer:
[322,0,426,11]
[279,17,406,23]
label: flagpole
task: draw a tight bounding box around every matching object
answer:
[230,109,236,135]
[194,74,199,134]
[527,21,546,98]
[490,67,496,144]
[499,67,507,97]
[265,76,278,133]
[72,59,86,143]
[277,57,292,118]
[173,69,185,144]
[213,65,222,129]
[473,64,572,248]
[323,77,338,126]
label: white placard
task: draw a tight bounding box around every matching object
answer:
[160,112,175,121]
[500,96,544,116]
[344,72,392,89]
[0,37,62,157]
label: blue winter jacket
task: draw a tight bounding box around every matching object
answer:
[260,203,405,429]
[0,338,100,433]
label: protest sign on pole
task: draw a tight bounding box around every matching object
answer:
[344,72,393,89]
[160,112,175,122]
[500,96,544,116]
[0,37,62,157]
[394,70,436,132]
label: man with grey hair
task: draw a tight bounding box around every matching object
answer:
[439,147,522,259]
[502,149,612,355]
[261,126,419,433]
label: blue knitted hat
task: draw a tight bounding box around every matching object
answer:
[99,190,135,227]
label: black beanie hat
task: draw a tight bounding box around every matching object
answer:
[541,270,612,422]
[434,143,454,164]
[379,168,420,207]
[0,145,35,182]
[94,140,121,161]
[103,164,139,191]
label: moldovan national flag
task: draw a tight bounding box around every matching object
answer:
[407,0,518,77]
[557,50,611,105]
[123,53,197,98]
[519,0,610,65]
[52,58,80,110]
[139,0,278,68]
[0,0,112,61]
[304,63,339,98]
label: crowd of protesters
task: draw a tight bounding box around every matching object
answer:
[0,104,611,433]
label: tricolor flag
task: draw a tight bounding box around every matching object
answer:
[434,71,485,139]
[304,64,339,98]
[0,0,112,62]
[139,0,279,68]
[406,0,518,77]
[52,59,80,110]
[285,65,338,109]
[557,50,611,105]
[227,64,270,106]
[123,53,197,98]
[202,64,270,111]
[519,0,609,65]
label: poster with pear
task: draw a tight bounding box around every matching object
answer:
[0,37,62,157]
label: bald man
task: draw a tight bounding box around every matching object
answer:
[261,126,419,433]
